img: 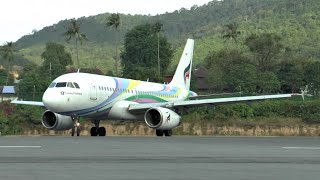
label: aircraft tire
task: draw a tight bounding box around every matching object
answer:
[71,127,75,136]
[156,130,164,136]
[164,130,172,137]
[90,127,98,136]
[97,127,106,136]
[76,128,80,136]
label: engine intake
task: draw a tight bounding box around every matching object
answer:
[144,107,181,130]
[42,110,74,130]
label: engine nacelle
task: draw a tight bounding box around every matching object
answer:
[108,101,142,120]
[42,110,73,130]
[144,107,181,130]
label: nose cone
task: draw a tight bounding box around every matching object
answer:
[43,89,62,111]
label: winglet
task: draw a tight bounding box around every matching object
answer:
[292,85,312,100]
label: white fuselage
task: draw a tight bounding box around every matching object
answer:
[42,73,189,120]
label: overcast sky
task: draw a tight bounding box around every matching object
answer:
[0,0,212,45]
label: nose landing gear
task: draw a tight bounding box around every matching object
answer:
[71,119,81,136]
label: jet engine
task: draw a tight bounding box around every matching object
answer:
[144,107,181,130]
[42,110,73,130]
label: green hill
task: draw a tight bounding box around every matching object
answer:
[10,0,320,74]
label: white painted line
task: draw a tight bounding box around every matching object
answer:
[282,147,320,150]
[0,146,41,148]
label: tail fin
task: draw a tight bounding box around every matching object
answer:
[169,39,194,90]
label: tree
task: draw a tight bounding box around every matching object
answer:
[226,63,257,93]
[222,22,241,43]
[0,68,7,85]
[17,69,49,101]
[245,33,284,72]
[305,61,320,97]
[63,18,87,69]
[121,23,173,82]
[278,61,304,93]
[0,42,17,85]
[154,22,163,77]
[256,71,280,93]
[204,49,257,93]
[40,42,72,80]
[107,13,121,76]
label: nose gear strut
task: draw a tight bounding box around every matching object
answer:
[71,116,80,136]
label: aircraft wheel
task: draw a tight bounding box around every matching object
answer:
[156,130,164,136]
[97,127,106,136]
[90,127,98,136]
[164,130,172,137]
[71,127,75,136]
[76,127,80,136]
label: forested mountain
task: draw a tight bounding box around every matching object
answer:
[6,0,320,74]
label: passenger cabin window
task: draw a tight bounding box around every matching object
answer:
[56,82,67,87]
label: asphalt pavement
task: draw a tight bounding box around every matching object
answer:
[0,136,320,180]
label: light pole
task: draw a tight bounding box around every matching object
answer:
[238,86,242,96]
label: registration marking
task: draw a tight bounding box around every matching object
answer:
[282,147,320,150]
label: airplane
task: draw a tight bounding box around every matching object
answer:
[12,39,293,137]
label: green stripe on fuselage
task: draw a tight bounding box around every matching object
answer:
[126,95,168,102]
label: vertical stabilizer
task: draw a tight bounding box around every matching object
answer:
[169,39,194,90]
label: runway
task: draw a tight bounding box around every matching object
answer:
[0,136,320,180]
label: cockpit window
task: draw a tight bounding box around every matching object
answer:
[56,82,67,87]
[67,82,75,88]
[49,83,56,88]
[73,82,80,89]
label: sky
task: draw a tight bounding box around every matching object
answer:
[0,0,212,45]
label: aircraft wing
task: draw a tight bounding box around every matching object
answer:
[189,92,242,100]
[11,100,44,106]
[128,94,292,112]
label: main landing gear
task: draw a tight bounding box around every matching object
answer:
[156,129,172,137]
[90,120,106,136]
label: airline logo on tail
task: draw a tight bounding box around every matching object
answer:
[184,62,191,84]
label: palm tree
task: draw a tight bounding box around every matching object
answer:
[223,22,241,43]
[106,13,121,76]
[154,22,163,78]
[0,42,16,85]
[63,18,87,69]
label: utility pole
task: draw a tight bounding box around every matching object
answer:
[0,86,3,102]
[49,62,52,81]
[155,21,163,80]
[33,85,35,101]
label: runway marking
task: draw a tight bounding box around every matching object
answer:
[282,147,320,150]
[0,146,41,148]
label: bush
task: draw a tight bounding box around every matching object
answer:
[302,113,320,124]
[252,100,281,117]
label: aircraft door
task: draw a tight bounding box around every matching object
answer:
[134,88,138,100]
[90,81,97,100]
